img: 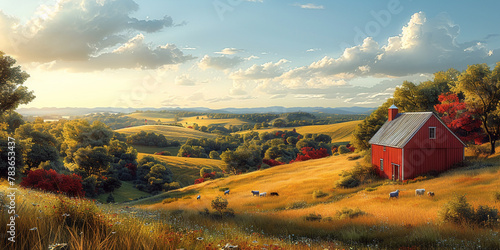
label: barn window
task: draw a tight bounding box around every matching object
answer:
[383,146,386,151]
[380,159,384,171]
[429,127,436,139]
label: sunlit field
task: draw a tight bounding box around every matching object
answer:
[115,125,218,143]
[3,149,500,249]
[236,120,362,144]
[180,115,249,128]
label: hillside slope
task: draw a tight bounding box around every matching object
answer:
[115,125,218,142]
[142,152,500,226]
[138,153,225,187]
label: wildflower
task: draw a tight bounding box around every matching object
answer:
[196,237,204,241]
[111,232,116,234]
[62,213,70,217]
[30,227,38,231]
[32,203,37,206]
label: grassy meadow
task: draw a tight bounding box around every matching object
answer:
[115,125,218,143]
[237,120,362,144]
[4,119,500,249]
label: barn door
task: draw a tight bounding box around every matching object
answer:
[392,164,400,181]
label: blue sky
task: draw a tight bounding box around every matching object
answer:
[1,0,500,109]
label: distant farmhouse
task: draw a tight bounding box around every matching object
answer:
[369,105,465,181]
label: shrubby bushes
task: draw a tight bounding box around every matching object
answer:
[439,195,498,227]
[20,169,84,197]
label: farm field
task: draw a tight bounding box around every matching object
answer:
[124,112,178,123]
[114,125,218,143]
[180,115,249,128]
[236,120,362,143]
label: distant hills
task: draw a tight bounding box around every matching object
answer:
[16,106,374,117]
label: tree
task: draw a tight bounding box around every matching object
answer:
[63,120,113,163]
[273,119,286,128]
[74,146,112,176]
[454,63,500,154]
[220,144,262,174]
[434,93,484,144]
[0,52,35,115]
[15,123,60,171]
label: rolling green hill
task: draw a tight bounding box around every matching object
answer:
[138,153,225,187]
[115,125,218,143]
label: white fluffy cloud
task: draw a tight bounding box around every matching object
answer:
[198,55,244,70]
[230,59,289,80]
[0,0,193,71]
[215,48,243,55]
[231,11,500,97]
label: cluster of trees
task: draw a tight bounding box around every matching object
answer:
[81,113,144,129]
[0,52,178,197]
[353,63,500,154]
[126,131,181,147]
[176,128,345,174]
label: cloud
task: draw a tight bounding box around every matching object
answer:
[215,48,243,55]
[294,3,324,9]
[198,55,244,70]
[250,11,500,93]
[175,74,196,86]
[0,0,193,70]
[230,59,289,80]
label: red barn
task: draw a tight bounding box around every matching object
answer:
[369,105,465,181]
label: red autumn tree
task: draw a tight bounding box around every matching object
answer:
[434,92,485,144]
[20,169,84,197]
[290,147,330,163]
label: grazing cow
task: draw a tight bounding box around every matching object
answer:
[224,189,230,195]
[389,190,399,199]
[259,192,267,197]
[197,195,201,200]
[427,191,435,197]
[415,189,425,196]
[251,190,259,196]
[270,192,279,196]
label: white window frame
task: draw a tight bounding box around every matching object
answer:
[380,159,384,171]
[429,127,436,139]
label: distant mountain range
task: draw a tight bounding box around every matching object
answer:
[16,106,374,117]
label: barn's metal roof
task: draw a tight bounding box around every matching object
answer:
[368,112,434,148]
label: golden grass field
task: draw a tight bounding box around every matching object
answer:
[179,115,249,128]
[143,150,500,228]
[124,112,178,123]
[114,125,218,142]
[236,120,362,143]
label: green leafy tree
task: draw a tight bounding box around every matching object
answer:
[15,123,60,171]
[0,52,35,115]
[74,146,112,176]
[454,63,500,154]
[63,120,113,163]
[220,144,262,174]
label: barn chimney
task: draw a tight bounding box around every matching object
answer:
[388,104,398,121]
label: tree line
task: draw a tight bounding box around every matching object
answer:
[353,63,500,154]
